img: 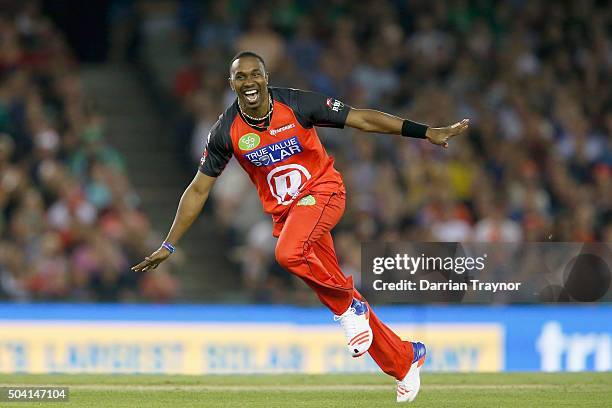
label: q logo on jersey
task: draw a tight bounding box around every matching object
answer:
[267,164,311,205]
[238,133,261,151]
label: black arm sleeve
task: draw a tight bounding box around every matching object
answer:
[198,116,233,177]
[293,90,351,129]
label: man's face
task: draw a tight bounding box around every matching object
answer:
[229,57,268,110]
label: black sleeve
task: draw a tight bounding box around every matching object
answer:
[293,89,351,129]
[198,115,234,177]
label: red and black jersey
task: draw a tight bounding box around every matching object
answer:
[199,87,349,235]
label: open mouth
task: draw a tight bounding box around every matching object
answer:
[244,89,259,104]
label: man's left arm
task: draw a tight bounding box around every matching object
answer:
[345,108,469,148]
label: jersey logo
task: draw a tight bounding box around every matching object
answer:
[267,164,311,205]
[326,98,344,112]
[200,145,209,166]
[269,123,295,136]
[243,136,303,167]
[238,133,261,151]
[297,195,316,206]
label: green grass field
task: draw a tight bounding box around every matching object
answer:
[1,372,610,407]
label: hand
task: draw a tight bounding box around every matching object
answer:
[425,118,470,148]
[131,247,171,272]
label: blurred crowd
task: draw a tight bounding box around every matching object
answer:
[166,0,611,302]
[0,3,178,302]
[2,0,609,304]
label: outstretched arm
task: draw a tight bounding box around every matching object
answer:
[131,171,216,272]
[345,108,469,148]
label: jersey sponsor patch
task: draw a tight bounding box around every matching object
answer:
[269,123,295,136]
[242,136,303,167]
[297,195,316,206]
[326,98,344,112]
[238,133,261,151]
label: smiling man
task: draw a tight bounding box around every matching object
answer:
[132,51,468,403]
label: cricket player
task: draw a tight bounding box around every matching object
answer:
[132,51,469,402]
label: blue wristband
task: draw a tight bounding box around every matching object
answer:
[162,241,176,253]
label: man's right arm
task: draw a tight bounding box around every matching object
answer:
[132,111,233,273]
[131,171,216,272]
[164,171,216,246]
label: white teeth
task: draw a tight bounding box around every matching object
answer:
[244,89,259,103]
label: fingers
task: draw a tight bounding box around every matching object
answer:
[448,118,470,138]
[131,249,168,272]
[131,256,156,272]
[131,258,149,272]
[134,260,158,272]
[452,118,469,128]
[142,262,157,272]
[132,263,149,272]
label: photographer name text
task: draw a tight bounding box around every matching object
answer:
[372,279,522,292]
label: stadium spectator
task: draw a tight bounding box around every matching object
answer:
[0,4,179,302]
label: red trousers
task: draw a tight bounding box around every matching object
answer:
[275,189,414,380]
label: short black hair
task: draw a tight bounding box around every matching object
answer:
[229,51,266,73]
